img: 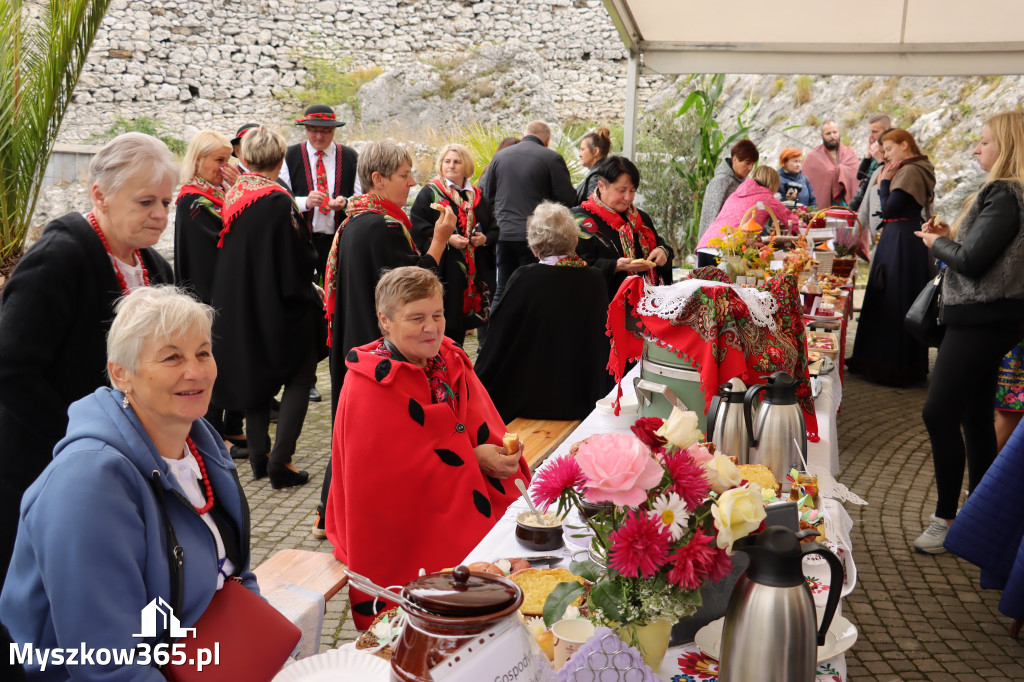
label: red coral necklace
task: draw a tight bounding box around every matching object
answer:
[185,436,215,515]
[86,212,150,294]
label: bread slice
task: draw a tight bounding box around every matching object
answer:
[737,463,781,497]
[508,568,586,616]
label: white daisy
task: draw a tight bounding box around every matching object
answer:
[649,493,690,541]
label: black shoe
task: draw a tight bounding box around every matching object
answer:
[309,387,322,402]
[312,509,327,540]
[226,436,248,448]
[268,461,310,489]
[229,445,249,460]
[250,451,269,480]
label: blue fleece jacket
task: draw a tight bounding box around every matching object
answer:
[0,388,257,681]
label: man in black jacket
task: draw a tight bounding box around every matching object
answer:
[850,112,890,211]
[479,121,576,306]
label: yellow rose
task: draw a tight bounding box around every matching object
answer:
[712,484,767,555]
[654,406,703,450]
[703,453,743,494]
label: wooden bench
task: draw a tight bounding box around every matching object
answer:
[507,417,582,471]
[253,549,349,602]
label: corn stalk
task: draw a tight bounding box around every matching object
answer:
[0,0,112,266]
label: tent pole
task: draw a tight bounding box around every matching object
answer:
[623,51,640,160]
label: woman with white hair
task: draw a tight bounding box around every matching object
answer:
[410,143,498,345]
[476,202,613,421]
[210,126,322,489]
[174,129,247,459]
[1,286,263,680]
[0,132,177,587]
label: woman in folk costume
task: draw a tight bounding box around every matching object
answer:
[174,129,247,460]
[0,133,176,588]
[573,155,674,299]
[326,267,528,629]
[210,127,322,489]
[410,143,498,345]
[848,128,935,387]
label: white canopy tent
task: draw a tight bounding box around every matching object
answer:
[603,0,1024,156]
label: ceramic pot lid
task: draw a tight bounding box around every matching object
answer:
[403,565,519,617]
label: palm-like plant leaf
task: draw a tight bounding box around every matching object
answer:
[0,0,112,264]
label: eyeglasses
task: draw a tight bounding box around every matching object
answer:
[306,127,334,136]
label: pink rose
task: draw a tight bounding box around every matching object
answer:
[576,433,664,507]
[685,443,714,465]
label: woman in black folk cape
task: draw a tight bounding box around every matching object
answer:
[210,127,322,490]
[573,155,673,299]
[410,143,498,346]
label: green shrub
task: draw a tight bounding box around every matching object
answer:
[290,56,381,121]
[88,116,187,156]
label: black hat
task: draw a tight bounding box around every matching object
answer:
[230,123,260,146]
[294,104,345,127]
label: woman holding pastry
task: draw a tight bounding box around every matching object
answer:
[573,155,673,298]
[410,143,498,345]
[325,266,528,629]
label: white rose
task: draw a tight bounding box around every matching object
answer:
[712,484,767,554]
[655,406,703,450]
[703,453,744,494]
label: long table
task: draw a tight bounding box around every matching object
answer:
[463,364,854,681]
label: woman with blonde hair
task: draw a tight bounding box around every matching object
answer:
[210,127,322,489]
[410,143,498,345]
[848,127,935,386]
[695,164,800,253]
[911,111,1024,554]
[175,129,247,458]
[0,132,176,586]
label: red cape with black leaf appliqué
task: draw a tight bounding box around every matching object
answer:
[325,336,529,629]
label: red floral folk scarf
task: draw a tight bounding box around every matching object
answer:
[181,174,226,214]
[581,193,661,285]
[555,254,587,267]
[371,339,457,410]
[323,194,417,346]
[218,173,291,246]
[427,178,488,321]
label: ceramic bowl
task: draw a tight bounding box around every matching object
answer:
[515,511,564,551]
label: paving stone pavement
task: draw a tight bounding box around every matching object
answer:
[245,315,1024,678]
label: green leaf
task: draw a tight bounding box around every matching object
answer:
[542,581,587,628]
[589,578,627,623]
[569,558,603,583]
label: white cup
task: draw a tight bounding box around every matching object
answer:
[552,617,595,670]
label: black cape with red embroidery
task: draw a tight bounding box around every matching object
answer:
[573,205,673,299]
[210,191,322,409]
[325,336,529,629]
[476,263,614,421]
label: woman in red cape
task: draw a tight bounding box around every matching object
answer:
[326,267,529,629]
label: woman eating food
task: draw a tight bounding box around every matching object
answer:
[0,132,176,587]
[410,143,497,345]
[1,286,259,679]
[325,266,528,629]
[573,155,673,299]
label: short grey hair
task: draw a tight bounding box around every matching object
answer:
[358,140,413,191]
[90,132,178,197]
[525,120,552,142]
[107,286,215,378]
[374,266,444,334]
[527,202,578,259]
[240,126,286,173]
[181,130,232,183]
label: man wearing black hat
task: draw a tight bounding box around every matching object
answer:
[279,105,359,285]
[231,122,260,173]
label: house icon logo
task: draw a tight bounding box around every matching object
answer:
[133,598,196,639]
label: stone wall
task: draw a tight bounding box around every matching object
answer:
[58,0,659,144]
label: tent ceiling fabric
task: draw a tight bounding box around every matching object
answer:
[603,0,1024,75]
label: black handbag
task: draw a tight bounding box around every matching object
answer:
[905,269,945,347]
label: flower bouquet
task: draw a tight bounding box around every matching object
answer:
[530,408,767,669]
[708,224,776,280]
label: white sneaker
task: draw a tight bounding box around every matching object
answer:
[913,514,950,554]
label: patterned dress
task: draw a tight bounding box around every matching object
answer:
[996,341,1024,411]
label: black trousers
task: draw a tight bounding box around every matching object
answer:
[312,232,335,286]
[246,344,318,465]
[493,240,537,308]
[922,321,1024,519]
[204,406,244,438]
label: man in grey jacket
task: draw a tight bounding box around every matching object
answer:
[697,139,758,243]
[480,121,577,307]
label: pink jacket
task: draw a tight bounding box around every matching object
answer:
[697,178,800,251]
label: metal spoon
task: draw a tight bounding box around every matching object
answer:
[515,478,543,522]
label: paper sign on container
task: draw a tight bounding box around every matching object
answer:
[430,618,556,682]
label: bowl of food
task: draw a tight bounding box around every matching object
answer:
[516,510,565,551]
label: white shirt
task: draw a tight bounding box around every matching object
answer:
[538,255,562,266]
[163,448,236,590]
[111,255,147,291]
[279,141,360,235]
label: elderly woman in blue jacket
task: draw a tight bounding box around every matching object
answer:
[0,286,258,681]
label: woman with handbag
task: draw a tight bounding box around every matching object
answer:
[848,128,935,387]
[0,286,295,680]
[912,111,1024,554]
[410,143,497,346]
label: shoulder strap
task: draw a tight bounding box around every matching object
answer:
[148,470,184,645]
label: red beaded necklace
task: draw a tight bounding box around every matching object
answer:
[86,212,150,294]
[185,436,215,515]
